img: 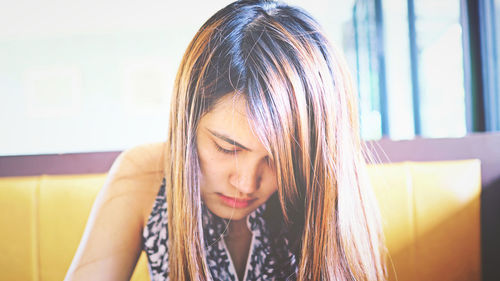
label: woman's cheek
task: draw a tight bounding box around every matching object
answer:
[200,151,228,176]
[197,144,216,168]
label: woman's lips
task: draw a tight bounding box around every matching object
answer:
[217,193,256,208]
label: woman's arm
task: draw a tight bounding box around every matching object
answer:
[64,143,165,281]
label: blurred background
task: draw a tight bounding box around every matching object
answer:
[1,0,499,156]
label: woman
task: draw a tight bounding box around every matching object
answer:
[65,0,387,280]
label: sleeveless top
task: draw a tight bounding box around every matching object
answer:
[142,179,298,281]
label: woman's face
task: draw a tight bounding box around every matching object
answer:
[196,94,278,221]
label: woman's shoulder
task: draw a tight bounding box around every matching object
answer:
[64,142,167,280]
[106,141,167,224]
[110,142,165,185]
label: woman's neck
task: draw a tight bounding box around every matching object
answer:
[224,216,253,281]
[226,217,250,237]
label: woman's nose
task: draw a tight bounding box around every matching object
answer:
[230,163,261,195]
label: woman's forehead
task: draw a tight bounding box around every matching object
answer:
[200,94,266,152]
[208,94,248,118]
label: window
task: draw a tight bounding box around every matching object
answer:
[480,0,500,130]
[351,0,497,140]
[352,0,386,140]
[414,0,466,137]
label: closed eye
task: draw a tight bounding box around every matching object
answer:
[214,142,238,155]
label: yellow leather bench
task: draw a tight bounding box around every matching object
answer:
[369,160,481,281]
[0,160,481,281]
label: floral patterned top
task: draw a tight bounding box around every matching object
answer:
[142,179,298,281]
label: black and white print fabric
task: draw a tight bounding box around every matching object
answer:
[142,179,298,281]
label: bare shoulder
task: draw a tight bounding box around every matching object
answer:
[108,141,167,221]
[64,142,167,280]
[110,141,166,184]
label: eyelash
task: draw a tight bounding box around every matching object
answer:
[213,142,273,167]
[214,143,237,154]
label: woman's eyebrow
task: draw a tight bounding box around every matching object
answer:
[207,129,252,151]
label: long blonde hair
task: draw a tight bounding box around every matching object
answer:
[164,0,386,280]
